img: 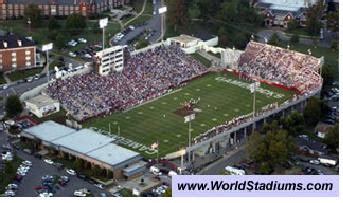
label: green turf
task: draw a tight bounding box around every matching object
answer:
[83,72,294,158]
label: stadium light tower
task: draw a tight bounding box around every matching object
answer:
[42,43,53,83]
[184,114,195,165]
[158,3,167,41]
[99,18,108,50]
[250,81,260,128]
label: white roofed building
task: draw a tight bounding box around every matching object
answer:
[252,0,322,27]
[24,94,60,118]
[21,121,144,180]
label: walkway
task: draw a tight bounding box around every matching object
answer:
[124,0,147,27]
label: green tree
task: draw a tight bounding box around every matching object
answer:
[166,0,188,32]
[23,4,41,27]
[188,1,200,19]
[287,19,299,31]
[55,33,68,49]
[326,11,338,32]
[93,165,102,177]
[305,0,325,35]
[48,17,60,31]
[268,33,280,46]
[289,34,299,44]
[280,111,304,136]
[5,161,15,174]
[247,132,268,163]
[163,188,172,197]
[324,124,338,152]
[5,95,23,118]
[304,97,321,126]
[73,159,83,171]
[65,13,87,35]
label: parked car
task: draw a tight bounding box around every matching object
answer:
[43,159,54,165]
[66,169,76,175]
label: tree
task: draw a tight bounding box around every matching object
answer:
[188,1,201,20]
[166,0,188,32]
[5,161,15,174]
[268,33,280,46]
[247,132,268,163]
[163,188,172,197]
[326,11,338,32]
[305,0,325,35]
[23,4,41,27]
[287,19,299,32]
[247,129,295,173]
[324,124,338,152]
[5,95,23,118]
[73,159,83,171]
[65,13,87,35]
[55,33,68,49]
[48,17,60,31]
[93,165,102,177]
[280,111,304,136]
[289,34,299,44]
[304,97,321,126]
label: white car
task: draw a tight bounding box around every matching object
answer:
[94,184,104,189]
[69,52,76,58]
[84,54,92,59]
[74,191,86,197]
[309,160,320,165]
[22,160,32,166]
[39,192,53,197]
[66,169,76,175]
[43,159,54,165]
[78,38,87,43]
[6,184,18,190]
[5,190,15,197]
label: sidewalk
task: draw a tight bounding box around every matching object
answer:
[2,72,11,84]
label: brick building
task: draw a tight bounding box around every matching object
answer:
[0,0,130,20]
[0,33,36,72]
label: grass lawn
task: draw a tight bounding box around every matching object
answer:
[191,53,212,68]
[83,72,294,158]
[6,67,43,82]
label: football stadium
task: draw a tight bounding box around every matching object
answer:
[47,41,323,159]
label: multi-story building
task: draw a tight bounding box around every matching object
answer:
[94,45,126,76]
[252,0,320,27]
[0,33,36,72]
[0,0,130,20]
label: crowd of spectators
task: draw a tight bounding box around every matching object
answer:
[47,45,207,120]
[238,42,322,93]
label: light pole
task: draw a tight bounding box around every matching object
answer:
[112,121,120,136]
[250,81,260,129]
[184,114,195,165]
[99,18,108,50]
[42,43,53,83]
[28,17,31,34]
[158,3,167,41]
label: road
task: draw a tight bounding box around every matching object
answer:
[199,148,247,175]
[113,0,162,46]
[0,130,110,197]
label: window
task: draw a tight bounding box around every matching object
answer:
[12,52,16,57]
[25,56,31,60]
[25,61,31,67]
[12,57,16,62]
[25,50,31,55]
[12,63,17,68]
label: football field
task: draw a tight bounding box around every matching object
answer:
[83,72,294,158]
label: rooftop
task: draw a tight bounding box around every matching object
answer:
[87,143,140,166]
[169,34,200,44]
[22,121,140,166]
[25,94,59,108]
[53,128,114,154]
[23,120,76,142]
[0,33,35,49]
